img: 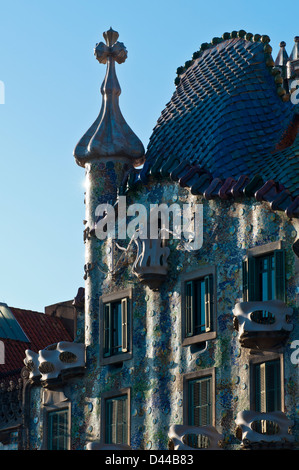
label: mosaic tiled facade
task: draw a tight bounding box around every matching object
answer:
[21,29,299,451]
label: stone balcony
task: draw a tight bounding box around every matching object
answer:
[235,410,295,450]
[168,424,223,450]
[24,341,85,387]
[233,300,293,350]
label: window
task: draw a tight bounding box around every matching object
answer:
[254,360,281,412]
[188,376,212,426]
[47,409,69,450]
[100,288,132,365]
[182,268,216,345]
[183,368,215,428]
[243,243,285,303]
[249,356,284,435]
[0,431,18,450]
[104,299,128,358]
[101,389,131,446]
[105,395,128,444]
[42,390,71,450]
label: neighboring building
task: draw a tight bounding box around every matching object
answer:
[0,302,74,449]
[22,29,299,450]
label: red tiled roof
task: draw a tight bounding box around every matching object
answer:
[0,307,73,382]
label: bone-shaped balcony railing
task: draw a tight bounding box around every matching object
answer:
[24,342,85,384]
[168,424,223,450]
[233,300,293,349]
[235,410,294,447]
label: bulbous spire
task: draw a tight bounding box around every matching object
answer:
[275,41,289,71]
[74,28,145,167]
[289,36,299,61]
[287,36,299,80]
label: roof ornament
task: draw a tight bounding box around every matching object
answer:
[289,36,299,61]
[287,36,299,81]
[275,41,289,67]
[74,27,144,167]
[274,41,289,93]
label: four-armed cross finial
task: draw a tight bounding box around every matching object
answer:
[94,27,128,65]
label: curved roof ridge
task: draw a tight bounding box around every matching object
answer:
[174,30,288,101]
[145,30,298,196]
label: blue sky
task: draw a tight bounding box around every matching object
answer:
[0,0,298,312]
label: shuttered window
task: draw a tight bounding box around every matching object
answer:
[255,360,281,412]
[104,298,129,357]
[105,395,128,445]
[185,275,213,338]
[47,409,69,450]
[188,376,212,426]
[243,250,285,302]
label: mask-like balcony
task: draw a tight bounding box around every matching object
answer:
[24,341,85,387]
[133,237,170,290]
[233,300,293,350]
[235,410,294,450]
[168,424,223,450]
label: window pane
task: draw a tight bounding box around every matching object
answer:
[112,301,122,354]
[104,298,129,357]
[266,360,281,411]
[255,360,281,412]
[189,377,211,426]
[270,254,275,299]
[256,254,275,307]
[185,281,193,336]
[104,303,111,356]
[194,280,205,334]
[48,409,68,450]
[106,395,128,445]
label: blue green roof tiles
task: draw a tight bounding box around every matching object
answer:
[122,33,299,219]
[144,35,298,201]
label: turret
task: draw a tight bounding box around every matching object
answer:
[74,27,144,168]
[287,36,299,82]
[274,41,289,92]
[73,28,144,356]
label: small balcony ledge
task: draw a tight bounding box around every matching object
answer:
[233,300,293,350]
[235,410,295,450]
[236,410,295,450]
[24,341,85,387]
[168,424,224,450]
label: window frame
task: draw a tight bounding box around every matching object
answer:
[249,353,284,412]
[47,408,70,451]
[183,368,216,427]
[243,241,286,303]
[100,287,133,365]
[42,391,71,450]
[101,388,131,446]
[181,267,217,346]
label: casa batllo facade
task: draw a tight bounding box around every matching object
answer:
[21,28,299,451]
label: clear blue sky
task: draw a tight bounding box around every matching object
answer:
[0,0,298,312]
